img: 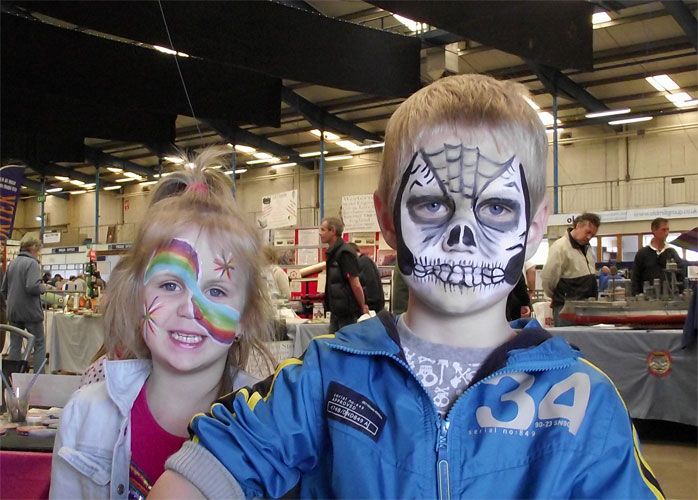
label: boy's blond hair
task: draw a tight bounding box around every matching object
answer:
[103,147,275,394]
[379,74,547,217]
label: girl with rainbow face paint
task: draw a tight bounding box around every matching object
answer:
[142,226,247,376]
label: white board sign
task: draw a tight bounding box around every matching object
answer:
[43,232,61,244]
[548,205,698,227]
[342,194,379,232]
[261,190,298,229]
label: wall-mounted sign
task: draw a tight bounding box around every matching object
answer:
[43,232,61,244]
[548,205,698,227]
[108,243,132,250]
[260,190,297,229]
[342,194,379,232]
[52,246,80,254]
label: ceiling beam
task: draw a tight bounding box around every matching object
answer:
[281,87,383,144]
[526,61,608,112]
[22,178,69,200]
[34,162,94,184]
[84,147,155,179]
[662,0,698,51]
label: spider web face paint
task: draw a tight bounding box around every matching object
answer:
[394,143,530,312]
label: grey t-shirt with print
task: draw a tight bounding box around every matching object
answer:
[396,315,494,417]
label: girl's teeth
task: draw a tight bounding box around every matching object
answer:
[171,332,203,344]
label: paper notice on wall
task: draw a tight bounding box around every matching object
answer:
[342,194,379,232]
[274,229,295,246]
[297,228,318,247]
[260,190,298,229]
[297,248,319,266]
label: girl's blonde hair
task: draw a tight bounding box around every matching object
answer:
[103,147,275,394]
[379,74,547,218]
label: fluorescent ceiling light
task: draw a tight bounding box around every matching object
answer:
[46,187,63,193]
[123,172,142,178]
[275,162,297,168]
[140,180,157,186]
[299,151,328,157]
[154,45,189,58]
[525,97,540,110]
[106,167,123,173]
[585,108,631,118]
[675,98,698,108]
[164,156,184,164]
[592,12,611,24]
[233,168,248,174]
[155,172,174,178]
[82,183,96,189]
[646,75,680,92]
[35,216,42,221]
[103,185,122,191]
[115,177,135,183]
[247,158,280,165]
[208,165,222,169]
[665,92,692,103]
[54,176,69,181]
[69,190,87,195]
[253,152,274,160]
[537,112,561,127]
[325,155,352,162]
[393,14,426,32]
[608,116,653,125]
[360,142,384,149]
[336,140,362,151]
[69,179,85,186]
[309,129,340,141]
[231,144,256,154]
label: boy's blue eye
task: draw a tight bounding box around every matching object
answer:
[425,202,443,213]
[487,204,506,215]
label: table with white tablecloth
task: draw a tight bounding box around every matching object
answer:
[285,321,331,358]
[49,313,105,374]
[550,326,697,426]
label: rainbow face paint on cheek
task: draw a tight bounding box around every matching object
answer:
[144,239,241,345]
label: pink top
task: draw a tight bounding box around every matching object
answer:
[128,385,187,500]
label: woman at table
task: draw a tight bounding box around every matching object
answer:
[49,148,275,499]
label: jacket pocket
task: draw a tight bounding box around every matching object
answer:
[57,445,112,486]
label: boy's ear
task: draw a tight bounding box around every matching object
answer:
[525,198,549,260]
[374,191,398,249]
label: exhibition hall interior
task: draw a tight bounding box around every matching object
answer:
[0,1,696,499]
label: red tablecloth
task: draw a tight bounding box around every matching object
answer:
[0,450,52,500]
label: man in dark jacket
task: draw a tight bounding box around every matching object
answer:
[631,217,683,295]
[348,242,384,313]
[320,217,369,333]
[1,235,46,371]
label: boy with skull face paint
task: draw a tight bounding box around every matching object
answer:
[152,75,664,499]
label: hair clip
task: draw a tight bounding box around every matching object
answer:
[185,181,208,194]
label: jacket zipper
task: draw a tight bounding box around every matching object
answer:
[328,343,574,499]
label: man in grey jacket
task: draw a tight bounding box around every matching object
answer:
[1,235,46,372]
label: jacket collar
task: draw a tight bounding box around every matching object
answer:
[327,311,579,382]
[567,227,589,254]
[17,250,39,262]
[325,239,344,261]
[104,359,152,415]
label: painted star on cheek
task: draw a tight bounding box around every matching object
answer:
[213,254,236,280]
[143,295,165,337]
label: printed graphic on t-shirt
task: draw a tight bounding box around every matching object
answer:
[403,346,482,415]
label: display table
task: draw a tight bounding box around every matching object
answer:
[49,313,105,374]
[550,327,697,426]
[286,322,331,357]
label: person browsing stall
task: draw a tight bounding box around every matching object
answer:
[151,75,663,500]
[631,217,683,295]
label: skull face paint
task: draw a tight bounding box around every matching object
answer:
[394,142,530,313]
[143,238,241,346]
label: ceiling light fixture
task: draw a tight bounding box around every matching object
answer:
[164,156,184,164]
[69,190,87,195]
[247,158,280,165]
[665,92,692,103]
[299,151,328,157]
[325,155,352,162]
[233,168,248,174]
[592,12,611,24]
[537,112,562,127]
[123,172,142,178]
[253,152,274,160]
[675,98,698,108]
[46,187,63,193]
[106,167,123,173]
[360,142,385,149]
[103,185,122,191]
[231,144,256,154]
[115,178,135,183]
[82,183,96,189]
[585,108,631,118]
[645,75,680,92]
[608,116,653,125]
[393,14,426,32]
[54,176,69,181]
[309,129,339,141]
[69,180,85,186]
[336,140,362,151]
[275,162,297,168]
[153,45,189,58]
[525,98,540,110]
[35,216,42,221]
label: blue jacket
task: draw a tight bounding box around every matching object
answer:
[175,313,663,499]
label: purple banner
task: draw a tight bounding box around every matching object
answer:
[0,164,26,240]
